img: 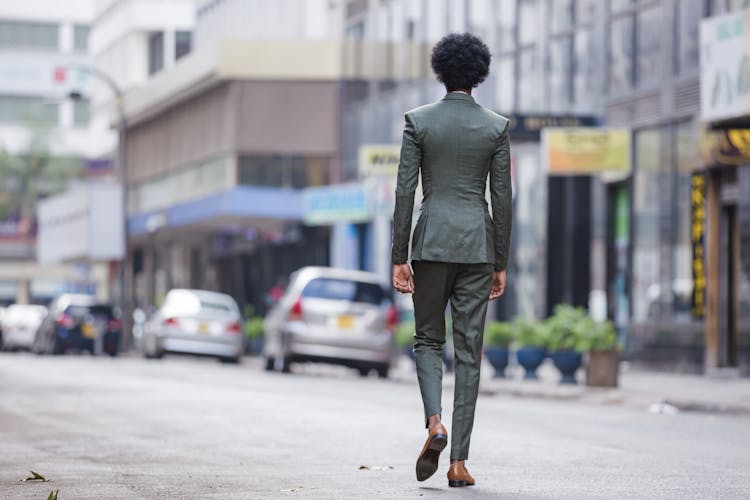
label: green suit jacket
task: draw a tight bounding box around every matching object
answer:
[391,92,512,271]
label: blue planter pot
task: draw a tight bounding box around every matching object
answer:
[551,350,583,384]
[516,346,546,379]
[484,347,510,378]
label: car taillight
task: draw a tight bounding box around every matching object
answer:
[57,313,73,329]
[226,321,241,334]
[163,317,180,327]
[108,318,122,331]
[288,298,303,321]
[387,305,399,332]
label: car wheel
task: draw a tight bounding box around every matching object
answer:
[280,355,292,374]
[219,356,240,364]
[358,367,370,377]
[377,365,389,379]
[264,356,275,371]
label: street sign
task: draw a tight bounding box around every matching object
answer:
[543,127,632,175]
[359,144,400,177]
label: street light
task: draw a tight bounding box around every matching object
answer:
[66,63,132,352]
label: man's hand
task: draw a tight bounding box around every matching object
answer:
[392,264,415,294]
[489,270,506,300]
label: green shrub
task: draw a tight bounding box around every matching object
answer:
[485,321,513,347]
[545,304,588,352]
[511,316,548,348]
[243,316,265,339]
[575,317,618,352]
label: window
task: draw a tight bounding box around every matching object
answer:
[611,0,634,12]
[497,0,517,52]
[0,95,58,125]
[148,32,164,75]
[73,98,90,128]
[238,156,329,189]
[673,121,698,318]
[549,36,573,111]
[608,15,634,94]
[519,0,540,46]
[73,24,89,52]
[574,29,594,105]
[0,20,58,49]
[675,0,701,75]
[175,30,192,60]
[632,128,663,322]
[496,56,515,111]
[635,6,662,87]
[576,0,598,25]
[518,48,542,111]
[550,0,574,34]
[302,278,388,305]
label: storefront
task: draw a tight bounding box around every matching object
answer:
[699,9,750,374]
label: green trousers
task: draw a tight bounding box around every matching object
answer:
[411,260,494,461]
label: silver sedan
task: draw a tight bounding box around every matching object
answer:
[142,289,244,363]
[263,267,398,378]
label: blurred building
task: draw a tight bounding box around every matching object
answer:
[0,0,113,304]
[339,0,750,374]
[116,0,344,315]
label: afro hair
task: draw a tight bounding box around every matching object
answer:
[430,33,491,91]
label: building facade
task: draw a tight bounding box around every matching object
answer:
[339,0,750,373]
[0,0,114,304]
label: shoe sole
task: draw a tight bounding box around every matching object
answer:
[416,433,447,481]
[448,480,474,487]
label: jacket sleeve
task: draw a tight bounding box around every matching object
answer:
[490,125,512,272]
[391,113,421,265]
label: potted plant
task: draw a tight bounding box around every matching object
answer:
[484,321,513,378]
[546,304,587,384]
[577,318,620,387]
[512,316,548,380]
[243,316,265,356]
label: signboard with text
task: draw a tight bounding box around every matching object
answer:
[302,183,371,225]
[359,144,400,177]
[543,127,631,175]
[691,173,707,319]
[700,9,750,123]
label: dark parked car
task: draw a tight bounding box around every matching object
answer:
[33,294,121,356]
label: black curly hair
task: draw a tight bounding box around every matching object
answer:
[430,33,491,91]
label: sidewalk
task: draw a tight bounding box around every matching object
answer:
[391,356,750,416]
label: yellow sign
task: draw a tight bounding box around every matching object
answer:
[544,128,631,175]
[359,144,400,177]
[691,173,706,319]
[701,129,750,166]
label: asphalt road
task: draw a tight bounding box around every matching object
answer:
[1,352,749,499]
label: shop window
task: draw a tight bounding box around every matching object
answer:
[632,128,662,322]
[673,121,698,319]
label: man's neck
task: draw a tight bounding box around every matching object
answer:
[448,89,471,95]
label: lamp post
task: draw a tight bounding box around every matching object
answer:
[67,63,131,352]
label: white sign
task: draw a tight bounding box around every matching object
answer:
[0,53,91,98]
[37,182,124,263]
[700,9,750,123]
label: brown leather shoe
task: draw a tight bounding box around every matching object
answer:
[447,461,475,487]
[415,423,448,481]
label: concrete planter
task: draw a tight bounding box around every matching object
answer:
[586,349,619,387]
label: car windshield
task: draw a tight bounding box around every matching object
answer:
[163,290,237,317]
[302,278,387,305]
